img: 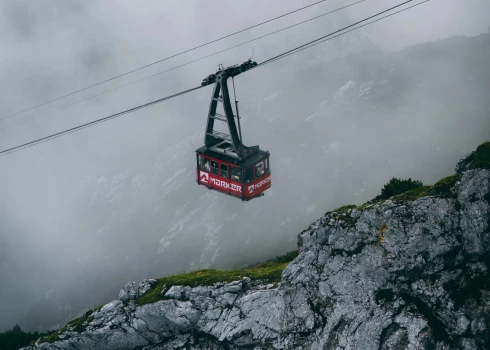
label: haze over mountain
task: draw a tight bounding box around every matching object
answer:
[0,0,489,333]
[19,144,490,349]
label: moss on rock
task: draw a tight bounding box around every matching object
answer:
[333,204,357,213]
[390,185,431,201]
[429,174,461,198]
[136,250,298,306]
[38,310,95,344]
[321,205,359,229]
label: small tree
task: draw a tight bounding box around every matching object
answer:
[376,177,423,200]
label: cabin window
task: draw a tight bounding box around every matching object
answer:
[199,156,211,172]
[211,160,218,175]
[220,163,228,178]
[255,161,265,178]
[265,158,270,173]
[244,167,254,183]
[231,167,241,182]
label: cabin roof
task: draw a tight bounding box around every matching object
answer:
[196,146,269,168]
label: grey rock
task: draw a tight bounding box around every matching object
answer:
[22,166,490,349]
[138,279,158,297]
[165,285,191,300]
[119,281,138,302]
[455,151,475,174]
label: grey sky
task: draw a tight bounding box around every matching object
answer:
[0,0,489,332]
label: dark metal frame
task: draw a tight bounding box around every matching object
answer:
[203,60,259,160]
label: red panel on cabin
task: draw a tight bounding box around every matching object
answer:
[197,170,243,196]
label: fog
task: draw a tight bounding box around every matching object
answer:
[1,0,489,332]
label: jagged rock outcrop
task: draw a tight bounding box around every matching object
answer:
[23,153,490,349]
[118,280,158,303]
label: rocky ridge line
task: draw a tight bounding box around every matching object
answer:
[23,151,490,349]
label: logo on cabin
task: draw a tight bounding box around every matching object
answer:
[200,171,209,183]
[248,184,255,193]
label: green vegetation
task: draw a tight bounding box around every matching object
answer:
[67,314,94,333]
[393,185,432,201]
[38,330,61,345]
[360,171,463,204]
[0,324,52,350]
[333,204,357,214]
[136,250,299,306]
[468,142,490,170]
[38,310,95,344]
[30,251,300,344]
[326,173,462,214]
[323,204,359,228]
[392,174,461,201]
[430,174,461,198]
[375,178,424,201]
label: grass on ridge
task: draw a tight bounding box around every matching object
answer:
[332,204,357,214]
[38,311,95,344]
[136,250,299,306]
[393,185,433,201]
[469,142,490,170]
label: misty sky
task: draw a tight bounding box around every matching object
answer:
[1,0,489,333]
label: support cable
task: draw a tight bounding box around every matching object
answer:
[1,0,335,122]
[0,0,367,130]
[0,0,430,158]
[257,0,414,67]
[0,86,202,156]
[260,1,430,66]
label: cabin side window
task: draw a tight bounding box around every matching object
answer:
[211,160,219,175]
[220,163,228,178]
[199,155,211,172]
[231,167,241,182]
[244,167,254,183]
[265,158,270,173]
[255,161,265,178]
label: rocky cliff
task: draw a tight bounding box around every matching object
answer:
[23,143,490,349]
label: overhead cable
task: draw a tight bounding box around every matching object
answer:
[258,0,414,67]
[0,0,367,130]
[0,0,335,122]
[0,86,202,156]
[262,0,430,65]
[0,0,430,158]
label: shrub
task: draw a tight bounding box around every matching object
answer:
[456,142,490,173]
[469,142,490,170]
[375,177,424,200]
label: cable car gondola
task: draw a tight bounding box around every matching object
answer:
[196,60,271,201]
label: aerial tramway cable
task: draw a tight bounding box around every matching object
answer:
[0,0,337,123]
[0,0,430,158]
[0,86,202,156]
[259,0,430,65]
[258,0,414,67]
[0,0,367,131]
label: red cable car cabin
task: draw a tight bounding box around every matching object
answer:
[195,60,271,200]
[196,147,271,201]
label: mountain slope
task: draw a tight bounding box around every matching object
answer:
[6,32,490,334]
[22,142,490,349]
